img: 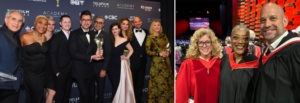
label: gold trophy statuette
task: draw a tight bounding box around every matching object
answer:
[163,43,170,62]
[56,0,59,7]
[94,38,104,58]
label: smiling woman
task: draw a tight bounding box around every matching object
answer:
[19,15,49,103]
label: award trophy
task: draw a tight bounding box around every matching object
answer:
[94,35,104,58]
[56,0,59,7]
[162,43,170,62]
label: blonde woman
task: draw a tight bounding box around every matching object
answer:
[145,20,174,103]
[176,28,222,103]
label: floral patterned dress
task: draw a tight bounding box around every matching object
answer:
[145,33,174,103]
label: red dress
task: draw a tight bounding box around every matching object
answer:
[176,57,221,103]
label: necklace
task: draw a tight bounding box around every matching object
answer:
[32,30,44,43]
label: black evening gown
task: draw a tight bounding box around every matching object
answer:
[219,53,258,103]
[108,41,129,101]
[45,37,56,90]
[23,42,48,103]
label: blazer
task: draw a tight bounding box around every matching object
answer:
[130,28,149,68]
[49,31,71,75]
[94,30,111,73]
[69,27,97,79]
[0,24,22,95]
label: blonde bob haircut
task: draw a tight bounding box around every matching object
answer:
[186,28,222,59]
[47,16,55,23]
[149,20,163,35]
[35,15,48,21]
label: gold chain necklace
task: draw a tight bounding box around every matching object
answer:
[32,31,44,43]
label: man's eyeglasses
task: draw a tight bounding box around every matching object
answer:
[197,41,212,47]
[81,19,91,22]
[94,21,103,25]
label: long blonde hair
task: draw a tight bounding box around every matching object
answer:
[149,20,163,35]
[186,28,222,59]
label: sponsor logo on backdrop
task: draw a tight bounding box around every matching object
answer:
[148,18,160,22]
[79,13,95,19]
[69,97,80,102]
[27,0,46,2]
[129,16,135,21]
[142,88,148,92]
[104,15,118,20]
[104,93,112,98]
[145,75,149,79]
[56,0,60,7]
[141,5,152,11]
[43,11,68,17]
[7,9,30,16]
[70,0,84,5]
[72,82,77,88]
[117,3,134,10]
[93,1,109,8]
[54,29,61,33]
[25,26,34,31]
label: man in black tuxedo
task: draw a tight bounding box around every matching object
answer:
[49,15,73,103]
[0,10,24,103]
[92,15,111,103]
[130,17,149,103]
[69,10,102,103]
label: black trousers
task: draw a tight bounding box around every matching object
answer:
[107,67,121,102]
[0,91,19,103]
[131,63,146,102]
[93,72,106,103]
[55,64,73,103]
[74,78,93,103]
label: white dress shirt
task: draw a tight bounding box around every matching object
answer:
[133,28,146,46]
[82,27,90,43]
[62,30,70,40]
[266,31,288,53]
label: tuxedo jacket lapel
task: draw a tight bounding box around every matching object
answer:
[78,28,89,47]
[3,31,18,47]
[86,32,96,54]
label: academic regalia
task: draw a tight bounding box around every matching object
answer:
[176,57,221,103]
[219,53,259,103]
[252,32,300,103]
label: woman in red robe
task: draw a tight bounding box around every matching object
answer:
[176,28,222,103]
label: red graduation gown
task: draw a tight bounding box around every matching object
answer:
[176,57,221,103]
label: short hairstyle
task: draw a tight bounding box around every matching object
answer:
[225,36,231,44]
[35,15,47,21]
[118,17,133,41]
[186,28,222,59]
[5,10,25,22]
[94,15,104,23]
[47,16,55,22]
[80,10,91,19]
[60,15,71,22]
[231,24,248,34]
[149,20,163,35]
[249,30,256,41]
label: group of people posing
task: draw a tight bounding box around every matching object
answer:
[0,10,173,103]
[176,3,300,103]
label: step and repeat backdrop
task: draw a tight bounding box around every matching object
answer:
[0,0,160,103]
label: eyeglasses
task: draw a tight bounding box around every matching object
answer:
[81,19,91,22]
[94,21,103,25]
[197,41,212,47]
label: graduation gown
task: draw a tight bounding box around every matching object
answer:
[219,53,258,103]
[176,57,221,103]
[252,32,300,103]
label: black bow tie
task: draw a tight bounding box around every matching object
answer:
[95,31,98,34]
[136,30,142,33]
[84,32,89,35]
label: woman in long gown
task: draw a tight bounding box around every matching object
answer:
[118,18,133,65]
[44,16,56,103]
[176,28,222,103]
[219,25,259,103]
[107,22,135,103]
[20,15,49,103]
[145,20,174,103]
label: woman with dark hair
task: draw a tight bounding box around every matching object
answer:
[118,18,133,65]
[108,22,135,103]
[20,15,49,103]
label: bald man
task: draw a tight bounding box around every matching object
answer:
[130,17,149,103]
[248,30,261,58]
[252,3,300,103]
